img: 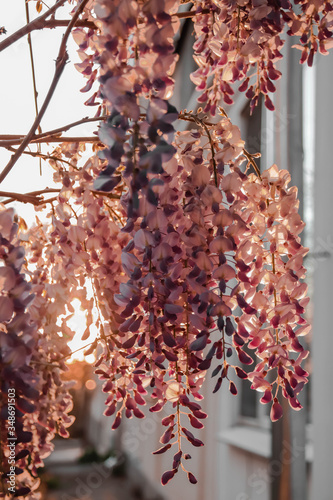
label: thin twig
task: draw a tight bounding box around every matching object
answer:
[0,0,67,52]
[243,149,261,179]
[217,106,261,177]
[0,0,91,184]
[91,190,121,200]
[25,2,40,130]
[178,113,215,127]
[179,111,218,187]
[58,339,98,362]
[104,202,125,226]
[25,0,43,175]
[33,116,106,140]
[30,340,96,367]
[29,360,61,368]
[5,146,80,170]
[195,116,218,187]
[179,111,261,180]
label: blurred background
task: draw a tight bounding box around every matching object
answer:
[1,2,332,499]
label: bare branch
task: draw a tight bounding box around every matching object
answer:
[0,135,23,140]
[0,0,91,184]
[91,190,121,200]
[0,187,61,206]
[0,116,105,147]
[0,136,100,147]
[0,186,121,206]
[1,196,59,206]
[44,19,98,29]
[34,116,105,140]
[0,191,42,204]
[0,0,67,52]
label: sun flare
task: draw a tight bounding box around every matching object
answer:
[66,298,98,364]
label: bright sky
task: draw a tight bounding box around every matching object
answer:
[0,0,96,223]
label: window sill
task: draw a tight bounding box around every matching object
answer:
[218,425,271,458]
[218,425,313,463]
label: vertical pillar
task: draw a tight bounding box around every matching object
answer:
[286,38,307,500]
[311,50,333,500]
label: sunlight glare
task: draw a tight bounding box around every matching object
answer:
[67,298,98,364]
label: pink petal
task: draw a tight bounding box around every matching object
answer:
[270,399,283,422]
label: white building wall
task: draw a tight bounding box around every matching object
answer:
[311,49,333,500]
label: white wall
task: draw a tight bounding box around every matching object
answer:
[311,49,333,500]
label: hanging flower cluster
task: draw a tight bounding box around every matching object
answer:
[190,0,333,112]
[0,209,74,498]
[93,113,310,482]
[1,0,326,494]
[81,0,310,484]
[230,163,310,419]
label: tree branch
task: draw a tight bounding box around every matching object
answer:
[0,188,61,205]
[0,136,100,147]
[43,19,98,29]
[0,116,104,147]
[33,116,105,141]
[176,9,210,19]
[0,186,120,206]
[25,188,61,196]
[0,191,42,204]
[91,190,121,200]
[0,0,67,53]
[0,0,92,184]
